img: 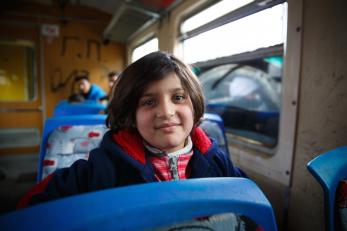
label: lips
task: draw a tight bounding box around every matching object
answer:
[155,122,179,129]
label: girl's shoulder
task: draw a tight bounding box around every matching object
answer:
[90,130,147,167]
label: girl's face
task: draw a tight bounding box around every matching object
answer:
[136,72,194,153]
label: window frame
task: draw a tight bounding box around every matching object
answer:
[179,0,285,41]
[179,0,287,153]
[0,39,37,102]
[176,0,303,187]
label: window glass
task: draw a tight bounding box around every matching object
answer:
[200,64,235,100]
[132,38,158,62]
[0,40,35,101]
[182,3,287,63]
[181,0,254,34]
[199,56,283,148]
[180,1,287,150]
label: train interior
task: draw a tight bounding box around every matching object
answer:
[0,0,346,230]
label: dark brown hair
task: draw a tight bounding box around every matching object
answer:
[108,71,119,78]
[106,51,205,133]
[74,74,89,82]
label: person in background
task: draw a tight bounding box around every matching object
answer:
[99,71,120,104]
[75,74,106,101]
[107,71,120,92]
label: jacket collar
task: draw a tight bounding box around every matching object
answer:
[112,127,212,165]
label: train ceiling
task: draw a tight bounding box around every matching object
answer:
[2,0,183,43]
[102,0,183,43]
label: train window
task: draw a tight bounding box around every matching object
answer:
[199,56,282,148]
[180,2,287,63]
[132,37,158,62]
[181,0,254,34]
[179,0,287,151]
[0,40,36,102]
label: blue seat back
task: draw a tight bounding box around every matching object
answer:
[0,178,277,231]
[53,100,106,116]
[200,113,230,156]
[307,146,347,231]
[37,115,108,182]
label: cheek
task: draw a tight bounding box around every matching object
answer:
[181,105,195,127]
[135,109,150,130]
[135,110,142,127]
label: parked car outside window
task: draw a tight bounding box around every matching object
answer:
[199,56,282,148]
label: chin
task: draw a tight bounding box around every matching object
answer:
[159,141,183,152]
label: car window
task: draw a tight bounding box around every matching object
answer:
[199,56,282,148]
[199,64,235,100]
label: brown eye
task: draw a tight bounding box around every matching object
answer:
[141,98,155,107]
[173,94,186,103]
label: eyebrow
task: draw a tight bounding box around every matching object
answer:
[141,88,185,97]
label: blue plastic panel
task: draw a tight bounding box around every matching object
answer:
[307,146,347,231]
[0,178,277,231]
[53,100,106,116]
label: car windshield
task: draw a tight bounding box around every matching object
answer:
[198,56,283,148]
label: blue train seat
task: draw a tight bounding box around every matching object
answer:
[307,146,347,231]
[0,178,278,231]
[37,115,108,182]
[53,100,106,116]
[200,113,230,156]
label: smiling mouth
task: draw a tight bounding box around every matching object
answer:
[156,123,179,129]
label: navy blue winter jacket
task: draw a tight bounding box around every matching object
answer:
[25,127,245,206]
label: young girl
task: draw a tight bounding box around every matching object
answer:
[20,51,245,207]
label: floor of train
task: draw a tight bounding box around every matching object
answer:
[0,154,37,214]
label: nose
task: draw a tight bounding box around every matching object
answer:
[156,97,174,119]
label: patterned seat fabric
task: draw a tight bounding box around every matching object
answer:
[42,125,108,179]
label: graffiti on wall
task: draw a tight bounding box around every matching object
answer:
[86,39,101,60]
[61,36,101,61]
[50,68,89,92]
[50,36,104,92]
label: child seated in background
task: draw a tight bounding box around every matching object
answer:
[99,71,120,106]
[67,93,85,103]
[19,51,246,207]
[75,74,106,101]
